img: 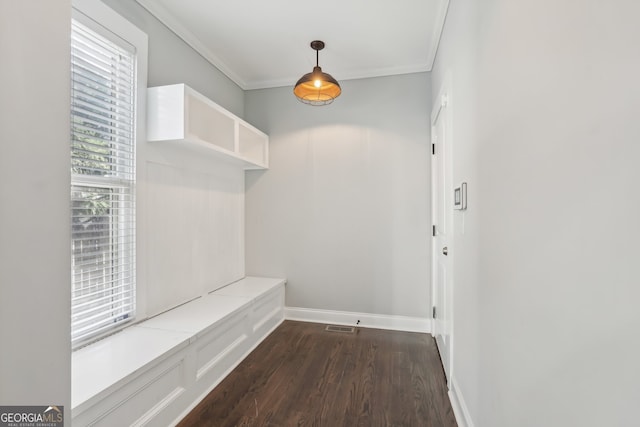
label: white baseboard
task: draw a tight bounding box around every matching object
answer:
[449,377,474,427]
[285,307,430,334]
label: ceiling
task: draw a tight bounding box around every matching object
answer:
[135,0,450,90]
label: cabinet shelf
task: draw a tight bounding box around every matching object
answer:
[147,84,268,169]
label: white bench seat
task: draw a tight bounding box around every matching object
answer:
[72,276,285,427]
[139,294,252,337]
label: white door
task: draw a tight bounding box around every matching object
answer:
[431,92,452,384]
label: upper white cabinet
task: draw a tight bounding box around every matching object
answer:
[147,84,268,169]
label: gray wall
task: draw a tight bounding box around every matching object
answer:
[244,73,431,318]
[101,0,244,118]
[0,0,71,418]
[433,0,640,426]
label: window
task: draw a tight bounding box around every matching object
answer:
[70,3,147,349]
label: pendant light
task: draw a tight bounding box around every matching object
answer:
[293,40,341,106]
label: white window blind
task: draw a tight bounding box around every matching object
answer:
[71,19,136,348]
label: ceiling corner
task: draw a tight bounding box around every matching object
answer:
[134,0,249,90]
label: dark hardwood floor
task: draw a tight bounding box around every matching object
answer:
[178,320,457,427]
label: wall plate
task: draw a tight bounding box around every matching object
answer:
[454,182,467,210]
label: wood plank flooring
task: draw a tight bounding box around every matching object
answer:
[178,320,457,427]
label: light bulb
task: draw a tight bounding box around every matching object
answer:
[314,80,321,88]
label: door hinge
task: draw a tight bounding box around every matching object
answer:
[432,225,436,237]
[432,306,436,318]
[432,143,435,155]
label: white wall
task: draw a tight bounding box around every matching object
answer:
[244,73,431,318]
[142,152,245,316]
[0,0,71,418]
[433,1,640,426]
[0,2,246,415]
[95,0,249,318]
[101,0,244,118]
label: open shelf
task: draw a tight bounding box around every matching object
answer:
[147,84,268,169]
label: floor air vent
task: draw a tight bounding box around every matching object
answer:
[325,325,355,333]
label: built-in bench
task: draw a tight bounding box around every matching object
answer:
[72,276,286,426]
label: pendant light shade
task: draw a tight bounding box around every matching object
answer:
[294,41,341,106]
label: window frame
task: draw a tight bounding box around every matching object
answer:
[71,0,147,349]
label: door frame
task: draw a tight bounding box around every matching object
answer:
[431,78,454,388]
